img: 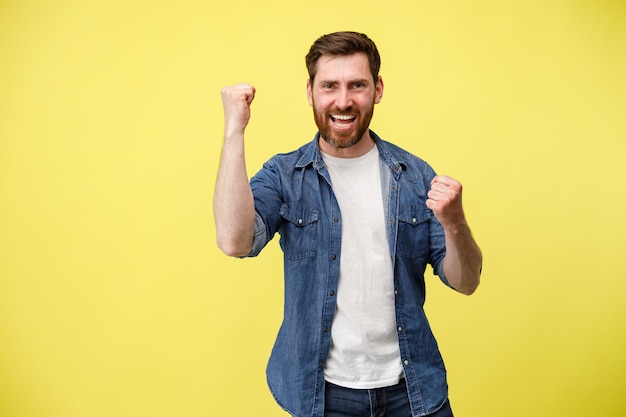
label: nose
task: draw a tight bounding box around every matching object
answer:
[336,87,354,110]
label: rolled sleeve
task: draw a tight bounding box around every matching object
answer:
[238,211,269,258]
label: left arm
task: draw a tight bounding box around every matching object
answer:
[426,175,482,295]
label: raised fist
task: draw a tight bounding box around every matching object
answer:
[221,83,256,137]
[426,175,467,230]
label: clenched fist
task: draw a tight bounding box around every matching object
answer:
[426,175,467,231]
[221,83,256,137]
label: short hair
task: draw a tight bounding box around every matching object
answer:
[305,31,381,83]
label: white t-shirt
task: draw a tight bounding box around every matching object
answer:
[321,145,403,389]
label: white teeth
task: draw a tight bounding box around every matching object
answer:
[332,114,355,120]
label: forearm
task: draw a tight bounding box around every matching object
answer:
[442,222,482,295]
[213,132,256,257]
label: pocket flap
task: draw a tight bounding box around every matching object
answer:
[279,202,319,227]
[398,205,431,226]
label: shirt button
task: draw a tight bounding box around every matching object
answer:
[412,218,417,223]
[297,218,303,225]
[331,254,337,260]
[329,291,335,296]
[324,327,329,333]
[397,326,403,332]
[403,359,409,366]
[333,217,339,222]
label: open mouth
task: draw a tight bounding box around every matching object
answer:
[330,114,356,129]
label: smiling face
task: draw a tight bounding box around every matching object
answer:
[307,52,384,157]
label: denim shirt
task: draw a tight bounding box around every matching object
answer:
[246,131,451,417]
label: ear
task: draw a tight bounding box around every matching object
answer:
[306,79,313,106]
[374,76,384,104]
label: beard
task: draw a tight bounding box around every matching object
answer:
[312,99,375,149]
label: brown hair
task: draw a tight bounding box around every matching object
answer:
[305,31,381,83]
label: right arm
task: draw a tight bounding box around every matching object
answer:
[213,83,257,257]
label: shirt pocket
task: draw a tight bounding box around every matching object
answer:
[397,205,431,259]
[279,202,319,261]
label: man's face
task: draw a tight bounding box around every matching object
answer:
[307,53,383,151]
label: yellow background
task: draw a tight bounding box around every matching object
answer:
[1,0,625,416]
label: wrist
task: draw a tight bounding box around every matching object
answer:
[442,219,469,235]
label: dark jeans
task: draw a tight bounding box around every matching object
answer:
[323,379,453,417]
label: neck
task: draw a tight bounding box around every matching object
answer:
[319,131,375,158]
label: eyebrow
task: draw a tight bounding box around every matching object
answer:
[317,78,370,86]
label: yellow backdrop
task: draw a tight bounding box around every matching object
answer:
[1,0,625,416]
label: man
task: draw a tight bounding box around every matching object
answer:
[214,31,482,417]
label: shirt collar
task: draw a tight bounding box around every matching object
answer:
[294,130,407,174]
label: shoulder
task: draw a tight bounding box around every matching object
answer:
[374,135,436,177]
[263,139,317,169]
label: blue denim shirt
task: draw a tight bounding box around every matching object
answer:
[246,131,451,417]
